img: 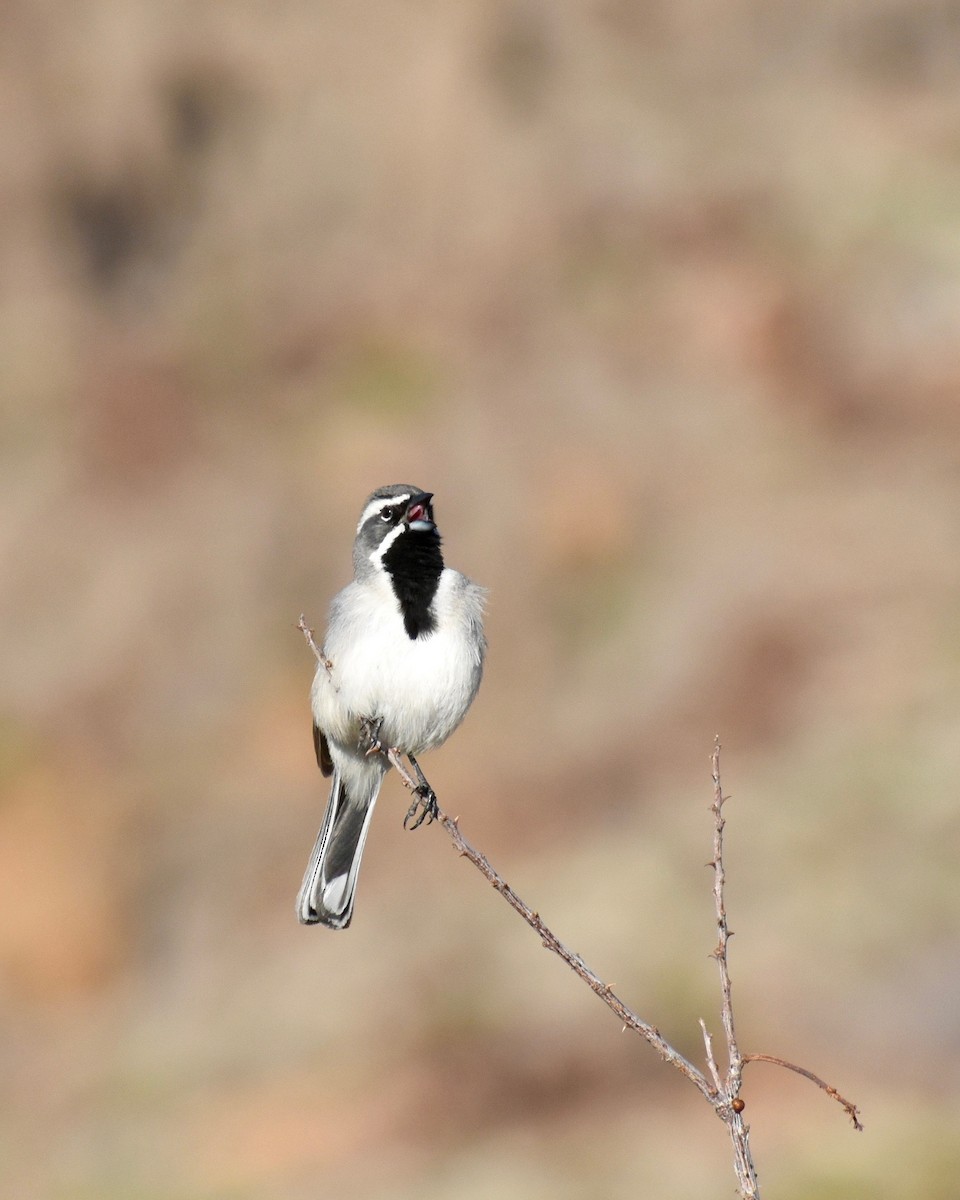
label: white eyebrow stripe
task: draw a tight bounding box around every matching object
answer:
[369,519,406,565]
[357,494,410,534]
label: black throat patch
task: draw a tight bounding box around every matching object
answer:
[381,527,444,639]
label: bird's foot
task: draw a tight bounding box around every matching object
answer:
[358,716,385,757]
[404,784,438,830]
[402,753,438,829]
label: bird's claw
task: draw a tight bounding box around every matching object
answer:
[404,784,438,831]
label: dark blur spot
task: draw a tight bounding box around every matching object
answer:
[56,69,246,296]
[484,1,554,114]
[596,0,667,44]
[61,177,152,290]
[842,5,960,86]
[166,72,232,156]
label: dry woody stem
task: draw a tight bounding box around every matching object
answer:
[299,618,862,1197]
[743,1053,864,1132]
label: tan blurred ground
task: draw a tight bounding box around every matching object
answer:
[2,2,960,1197]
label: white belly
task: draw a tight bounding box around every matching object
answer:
[311,569,484,755]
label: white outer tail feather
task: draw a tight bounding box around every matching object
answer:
[296,770,382,929]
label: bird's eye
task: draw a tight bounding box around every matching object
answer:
[379,506,394,522]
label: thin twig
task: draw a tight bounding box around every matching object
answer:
[699,1018,723,1095]
[298,613,333,674]
[743,1054,863,1131]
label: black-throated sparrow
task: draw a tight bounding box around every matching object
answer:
[297,484,486,928]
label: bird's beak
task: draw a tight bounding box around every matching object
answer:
[405,492,435,532]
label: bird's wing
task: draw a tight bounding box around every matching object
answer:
[313,722,334,777]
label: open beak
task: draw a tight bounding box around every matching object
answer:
[405,491,435,532]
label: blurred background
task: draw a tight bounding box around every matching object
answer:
[3,1,960,1196]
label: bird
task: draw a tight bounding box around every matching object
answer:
[297,484,486,928]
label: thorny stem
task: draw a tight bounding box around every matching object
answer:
[297,619,862,1198]
[710,738,742,1086]
[743,1054,863,1131]
[706,739,760,1195]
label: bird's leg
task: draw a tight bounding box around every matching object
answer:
[358,716,385,758]
[402,753,438,830]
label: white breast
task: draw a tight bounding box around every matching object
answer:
[312,568,485,756]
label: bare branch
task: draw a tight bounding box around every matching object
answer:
[743,1054,864,1131]
[706,739,761,1196]
[709,737,743,1088]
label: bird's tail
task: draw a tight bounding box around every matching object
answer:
[296,766,382,929]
